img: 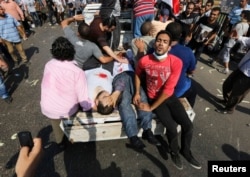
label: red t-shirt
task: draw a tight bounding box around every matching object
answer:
[136,54,183,99]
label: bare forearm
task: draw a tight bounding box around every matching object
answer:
[102,46,119,61]
[150,92,169,111]
[61,16,75,28]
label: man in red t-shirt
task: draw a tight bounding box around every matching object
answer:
[134,30,201,170]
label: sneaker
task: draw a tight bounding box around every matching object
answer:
[170,152,183,170]
[180,151,201,169]
[142,129,161,146]
[215,108,234,114]
[220,68,229,74]
[4,96,13,104]
[130,136,146,150]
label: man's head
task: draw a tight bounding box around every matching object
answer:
[209,7,221,22]
[165,22,182,42]
[102,15,116,32]
[186,2,195,15]
[205,0,214,12]
[141,21,153,36]
[78,21,90,39]
[200,5,206,15]
[95,90,114,115]
[154,30,172,57]
[0,5,5,17]
[160,8,169,22]
[51,37,75,61]
[241,10,250,22]
[240,0,249,8]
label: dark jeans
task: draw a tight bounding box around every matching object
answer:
[223,69,250,111]
[179,80,197,108]
[188,39,204,61]
[152,95,193,154]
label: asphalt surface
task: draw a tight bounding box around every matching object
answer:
[0,23,250,177]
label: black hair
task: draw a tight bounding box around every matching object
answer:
[78,21,90,38]
[155,30,172,45]
[242,10,250,22]
[211,7,221,14]
[187,2,195,7]
[141,21,153,36]
[96,101,114,115]
[102,15,116,28]
[51,37,75,61]
[165,22,182,41]
[206,0,214,6]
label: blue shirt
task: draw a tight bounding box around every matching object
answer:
[169,44,196,97]
[0,14,21,43]
[228,5,250,25]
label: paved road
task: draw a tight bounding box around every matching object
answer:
[0,24,250,177]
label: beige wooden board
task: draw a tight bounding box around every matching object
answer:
[60,119,165,143]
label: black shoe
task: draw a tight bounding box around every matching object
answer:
[4,96,12,104]
[130,136,146,150]
[180,151,201,169]
[142,129,161,146]
[215,108,233,114]
[170,152,183,170]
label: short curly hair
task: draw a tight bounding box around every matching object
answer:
[51,37,75,61]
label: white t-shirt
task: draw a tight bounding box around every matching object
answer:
[23,0,36,13]
[84,68,113,102]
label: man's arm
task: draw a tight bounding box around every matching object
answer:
[98,55,113,63]
[102,46,128,63]
[61,14,84,29]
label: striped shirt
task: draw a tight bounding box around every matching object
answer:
[133,0,155,17]
[0,14,21,43]
[228,5,250,25]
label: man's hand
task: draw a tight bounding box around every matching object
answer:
[137,102,151,112]
[15,138,43,177]
[134,38,145,52]
[73,14,84,21]
[133,93,141,106]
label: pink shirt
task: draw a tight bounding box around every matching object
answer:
[1,0,24,21]
[41,59,93,119]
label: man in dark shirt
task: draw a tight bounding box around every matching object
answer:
[87,15,125,63]
[177,2,199,45]
[45,0,57,25]
[187,7,221,62]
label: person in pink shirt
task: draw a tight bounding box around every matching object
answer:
[40,37,92,149]
[0,0,27,39]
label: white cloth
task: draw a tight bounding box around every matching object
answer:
[84,68,113,102]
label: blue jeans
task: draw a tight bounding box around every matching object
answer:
[0,76,8,99]
[133,14,154,38]
[30,12,41,27]
[114,72,152,138]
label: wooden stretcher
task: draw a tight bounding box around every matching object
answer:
[60,98,195,143]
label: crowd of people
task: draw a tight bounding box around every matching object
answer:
[1,0,250,176]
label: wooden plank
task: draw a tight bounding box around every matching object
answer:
[60,119,165,143]
[60,98,195,142]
